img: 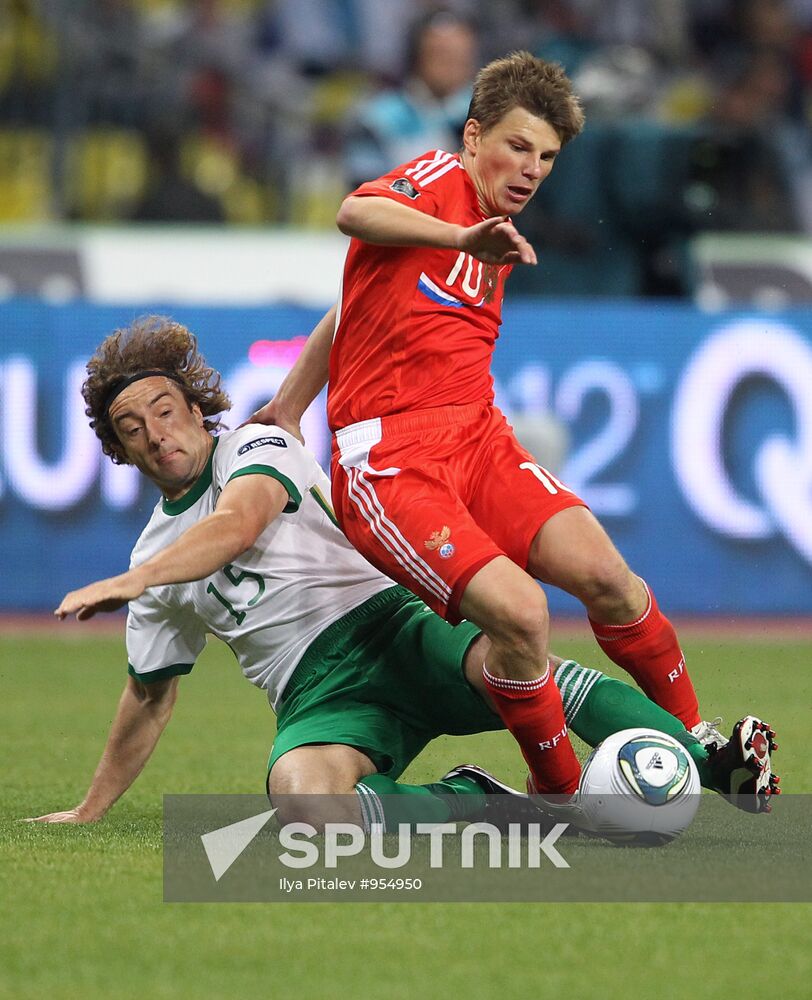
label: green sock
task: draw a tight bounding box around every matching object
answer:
[557,662,712,788]
[356,773,485,830]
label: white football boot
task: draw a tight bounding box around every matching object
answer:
[690,717,728,751]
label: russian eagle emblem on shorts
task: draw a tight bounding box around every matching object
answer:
[424,526,451,550]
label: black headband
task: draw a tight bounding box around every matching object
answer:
[103,370,185,417]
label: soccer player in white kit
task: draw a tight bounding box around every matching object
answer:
[31,317,778,827]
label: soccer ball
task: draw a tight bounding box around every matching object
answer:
[579,728,701,846]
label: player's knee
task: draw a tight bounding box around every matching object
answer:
[268,755,352,797]
[271,794,356,831]
[268,770,348,829]
[575,557,639,614]
[488,588,549,653]
[267,747,365,829]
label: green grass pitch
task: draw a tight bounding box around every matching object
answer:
[2,627,811,999]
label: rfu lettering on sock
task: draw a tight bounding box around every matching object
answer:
[668,657,686,683]
[538,724,568,750]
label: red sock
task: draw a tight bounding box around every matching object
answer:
[483,662,580,795]
[589,582,700,728]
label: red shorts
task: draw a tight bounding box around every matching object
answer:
[331,403,586,623]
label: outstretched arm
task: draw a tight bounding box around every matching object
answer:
[245,305,337,440]
[55,472,289,620]
[26,675,178,823]
[336,195,537,265]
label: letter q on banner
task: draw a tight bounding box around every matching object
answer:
[671,319,812,563]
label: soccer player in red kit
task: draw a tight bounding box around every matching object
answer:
[257,52,712,799]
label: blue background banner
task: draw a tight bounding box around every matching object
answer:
[1,299,810,614]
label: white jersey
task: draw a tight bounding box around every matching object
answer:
[126,425,394,708]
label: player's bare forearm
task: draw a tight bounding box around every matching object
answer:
[337,195,465,249]
[26,676,178,823]
[248,305,336,436]
[134,474,288,586]
[56,476,288,620]
[54,515,248,620]
[336,196,537,264]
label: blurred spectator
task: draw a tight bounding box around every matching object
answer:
[0,0,57,124]
[685,45,808,233]
[60,0,149,127]
[142,0,255,141]
[5,0,812,290]
[343,8,478,188]
[253,0,418,87]
[581,0,691,63]
[570,44,662,120]
[130,122,225,224]
[530,0,599,79]
[256,0,365,77]
[256,0,478,82]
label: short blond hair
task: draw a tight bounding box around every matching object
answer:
[467,51,584,145]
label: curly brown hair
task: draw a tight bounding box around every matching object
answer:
[467,51,584,145]
[83,315,232,465]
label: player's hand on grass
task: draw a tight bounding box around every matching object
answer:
[55,572,145,621]
[457,216,537,266]
[240,399,305,444]
[23,807,99,824]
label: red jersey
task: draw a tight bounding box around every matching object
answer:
[327,149,512,431]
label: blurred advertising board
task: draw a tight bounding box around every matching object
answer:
[1,299,810,615]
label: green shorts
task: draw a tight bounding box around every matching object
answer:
[268,586,504,779]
